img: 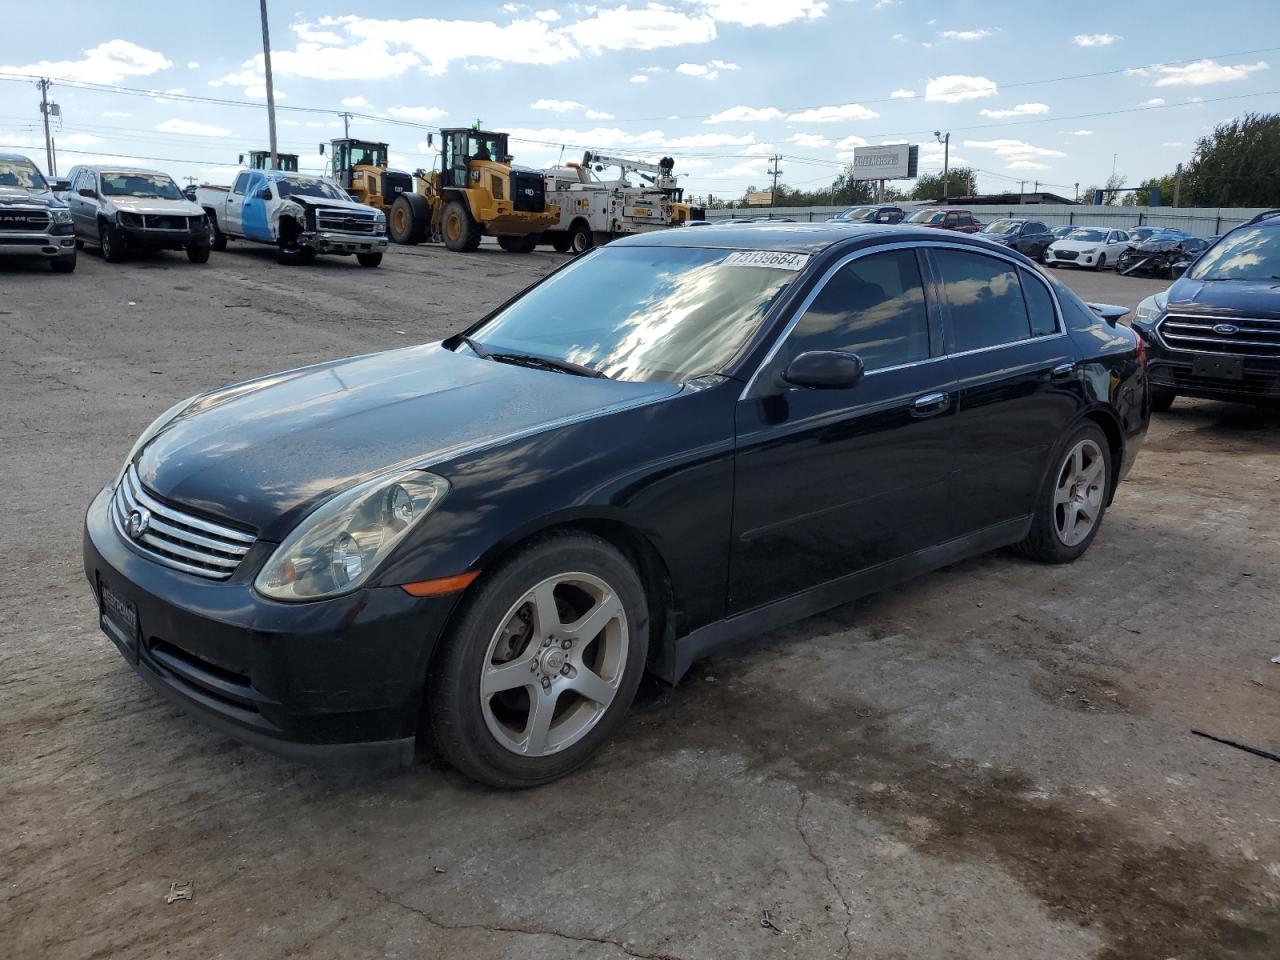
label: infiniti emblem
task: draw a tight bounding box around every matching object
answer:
[126,508,152,539]
[1213,323,1240,335]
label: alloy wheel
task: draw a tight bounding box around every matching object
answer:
[479,572,628,757]
[1054,438,1106,546]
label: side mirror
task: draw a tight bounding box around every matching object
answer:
[78,187,97,199]
[49,178,71,193]
[781,350,865,390]
[257,187,272,200]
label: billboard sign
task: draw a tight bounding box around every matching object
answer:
[746,190,774,205]
[850,144,919,181]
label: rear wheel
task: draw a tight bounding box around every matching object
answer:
[389,194,428,244]
[442,199,481,252]
[357,252,383,268]
[1014,423,1111,564]
[550,233,572,253]
[1150,387,1176,413]
[497,234,536,253]
[51,253,76,273]
[427,532,647,788]
[99,220,126,262]
[569,220,594,254]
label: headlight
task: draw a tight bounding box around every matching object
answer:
[1134,293,1167,325]
[1081,247,1097,254]
[117,211,143,227]
[255,470,450,601]
[116,395,199,487]
[50,208,72,224]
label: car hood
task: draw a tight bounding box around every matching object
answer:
[109,195,205,216]
[1164,276,1280,322]
[0,186,65,210]
[283,194,377,214]
[1051,238,1110,251]
[136,343,680,540]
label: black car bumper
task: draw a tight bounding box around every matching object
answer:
[1149,357,1280,401]
[83,484,459,768]
[118,221,212,251]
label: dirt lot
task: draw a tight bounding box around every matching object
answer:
[3,240,1279,960]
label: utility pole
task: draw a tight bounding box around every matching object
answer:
[1018,180,1027,203]
[1074,181,1080,203]
[934,131,950,200]
[1173,162,1183,208]
[340,112,351,139]
[767,154,782,213]
[258,0,279,170]
[37,78,56,176]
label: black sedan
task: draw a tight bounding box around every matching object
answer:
[84,224,1149,787]
[979,218,1057,261]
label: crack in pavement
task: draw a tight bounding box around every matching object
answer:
[367,882,686,960]
[795,790,854,960]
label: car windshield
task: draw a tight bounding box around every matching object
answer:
[100,172,185,200]
[468,246,802,382]
[0,157,48,192]
[1187,225,1280,281]
[908,210,945,224]
[276,177,350,200]
[983,220,1022,235]
[1067,229,1107,242]
[837,207,874,220]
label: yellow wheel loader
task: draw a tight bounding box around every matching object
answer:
[387,128,557,253]
[241,150,299,172]
[323,139,414,215]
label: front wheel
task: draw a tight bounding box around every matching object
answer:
[427,532,648,788]
[1014,423,1111,564]
[550,233,572,253]
[356,252,383,268]
[569,221,594,254]
[100,222,126,262]
[208,215,228,251]
[51,253,76,273]
[1094,253,1106,272]
[1150,387,1176,413]
[187,242,211,264]
[442,199,481,252]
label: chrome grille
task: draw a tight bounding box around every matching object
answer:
[0,210,50,232]
[316,209,379,234]
[111,465,255,580]
[1158,314,1280,358]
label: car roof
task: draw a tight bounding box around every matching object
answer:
[83,165,171,176]
[0,151,39,163]
[610,222,1006,255]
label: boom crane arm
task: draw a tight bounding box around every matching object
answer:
[581,151,677,190]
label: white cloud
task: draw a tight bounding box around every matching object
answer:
[1066,129,1093,136]
[675,59,739,80]
[706,158,771,178]
[963,138,1066,160]
[694,0,827,27]
[667,132,756,148]
[787,102,879,123]
[642,65,665,73]
[534,8,561,21]
[1162,141,1185,147]
[629,74,648,83]
[788,133,831,148]
[293,23,347,44]
[531,98,584,112]
[925,74,998,103]
[341,95,371,108]
[585,109,615,120]
[1140,97,1166,106]
[387,105,447,121]
[1128,58,1268,87]
[103,111,132,118]
[565,5,717,52]
[1,40,172,84]
[835,135,868,150]
[1006,160,1051,171]
[186,61,200,69]
[740,143,775,156]
[890,88,915,98]
[891,32,905,41]
[60,133,104,148]
[156,118,232,137]
[1073,33,1120,47]
[939,29,992,41]
[706,105,785,123]
[978,102,1049,119]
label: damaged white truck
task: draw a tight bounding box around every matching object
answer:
[196,170,387,266]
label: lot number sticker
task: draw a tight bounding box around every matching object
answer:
[722,251,811,271]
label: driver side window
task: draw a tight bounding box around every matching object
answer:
[786,249,931,372]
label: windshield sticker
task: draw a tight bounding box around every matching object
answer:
[722,251,810,271]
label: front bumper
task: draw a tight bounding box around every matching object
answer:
[0,232,76,257]
[83,483,459,768]
[1148,356,1280,401]
[118,222,211,251]
[1046,250,1097,267]
[303,230,389,255]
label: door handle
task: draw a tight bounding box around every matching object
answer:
[1051,362,1076,383]
[911,392,950,417]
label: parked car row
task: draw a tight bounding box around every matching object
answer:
[0,151,388,272]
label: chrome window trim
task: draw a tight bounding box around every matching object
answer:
[738,239,1066,400]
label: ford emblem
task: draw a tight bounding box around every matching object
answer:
[1212,323,1240,335]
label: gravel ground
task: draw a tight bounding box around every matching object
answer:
[3,240,1278,960]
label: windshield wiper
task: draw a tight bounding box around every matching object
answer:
[456,335,490,359]
[490,352,608,379]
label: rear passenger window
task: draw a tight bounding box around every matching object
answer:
[788,249,930,371]
[1020,269,1058,337]
[933,249,1033,352]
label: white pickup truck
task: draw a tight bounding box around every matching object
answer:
[196,169,387,266]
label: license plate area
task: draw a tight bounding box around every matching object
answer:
[99,576,140,664]
[1192,354,1244,380]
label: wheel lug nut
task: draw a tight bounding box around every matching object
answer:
[561,639,571,650]
[561,665,571,675]
[540,676,551,690]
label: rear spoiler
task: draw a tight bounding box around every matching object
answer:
[1085,302,1130,325]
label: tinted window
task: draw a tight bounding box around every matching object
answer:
[787,249,930,371]
[231,172,250,194]
[1020,269,1058,337]
[933,250,1032,352]
[1027,222,1048,235]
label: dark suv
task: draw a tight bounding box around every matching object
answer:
[979,218,1056,261]
[907,208,981,233]
[828,204,905,225]
[1133,211,1280,408]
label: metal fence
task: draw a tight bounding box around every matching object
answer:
[703,204,1273,238]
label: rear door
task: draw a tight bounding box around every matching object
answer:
[729,246,958,610]
[928,245,1080,534]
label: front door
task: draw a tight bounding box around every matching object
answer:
[240,172,274,243]
[729,247,958,612]
[224,171,250,236]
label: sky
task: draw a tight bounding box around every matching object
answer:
[1,0,1277,203]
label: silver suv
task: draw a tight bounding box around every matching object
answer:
[62,166,212,263]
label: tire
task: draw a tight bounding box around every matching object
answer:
[275,244,306,265]
[497,234,536,253]
[186,242,211,264]
[1094,253,1106,272]
[550,233,572,253]
[208,213,228,251]
[99,221,126,262]
[389,194,429,245]
[357,252,383,268]
[569,220,594,254]
[442,199,481,252]
[427,532,648,788]
[1150,387,1176,413]
[1014,422,1112,564]
[51,253,76,273]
